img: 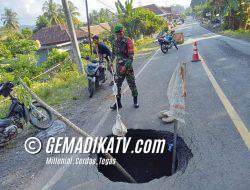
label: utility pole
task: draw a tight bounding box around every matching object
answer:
[85,0,93,54]
[61,0,83,74]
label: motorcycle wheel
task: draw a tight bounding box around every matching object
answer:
[88,79,95,98]
[95,77,100,89]
[29,105,53,130]
[161,44,168,54]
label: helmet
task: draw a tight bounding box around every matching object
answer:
[92,35,99,40]
[114,24,124,33]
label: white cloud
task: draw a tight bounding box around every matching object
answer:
[0,0,43,26]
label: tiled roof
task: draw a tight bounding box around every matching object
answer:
[140,4,165,15]
[161,6,172,14]
[80,22,111,36]
[32,25,88,46]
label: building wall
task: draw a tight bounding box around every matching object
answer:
[36,41,85,65]
[37,49,49,66]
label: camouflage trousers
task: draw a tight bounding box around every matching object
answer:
[115,64,138,98]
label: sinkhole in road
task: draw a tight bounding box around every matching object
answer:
[97,129,193,183]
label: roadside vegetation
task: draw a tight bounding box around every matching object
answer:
[186,0,250,39]
[0,0,168,117]
[134,37,158,54]
[220,29,250,41]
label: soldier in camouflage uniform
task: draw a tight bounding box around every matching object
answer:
[110,24,139,110]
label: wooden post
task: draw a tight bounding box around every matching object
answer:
[171,119,178,174]
[85,0,93,54]
[19,79,137,183]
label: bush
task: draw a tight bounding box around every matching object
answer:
[0,42,12,61]
[80,43,91,57]
[0,53,42,83]
[134,37,157,53]
[3,36,39,56]
[42,49,72,69]
[11,53,42,81]
[21,28,33,39]
[32,69,87,105]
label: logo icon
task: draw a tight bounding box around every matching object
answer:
[24,137,42,154]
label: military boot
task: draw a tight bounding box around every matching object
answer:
[110,97,122,110]
[133,96,139,108]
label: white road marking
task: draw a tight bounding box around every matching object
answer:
[199,23,250,46]
[200,54,250,150]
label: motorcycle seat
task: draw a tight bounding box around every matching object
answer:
[0,118,11,129]
[164,36,173,42]
[87,63,99,70]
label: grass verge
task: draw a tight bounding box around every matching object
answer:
[0,69,87,118]
[135,37,159,54]
[220,29,250,41]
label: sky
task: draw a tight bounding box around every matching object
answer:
[0,0,191,26]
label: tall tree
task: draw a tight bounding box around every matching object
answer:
[42,0,63,25]
[98,8,115,23]
[89,8,115,25]
[190,0,206,8]
[89,10,100,25]
[58,1,81,27]
[115,0,136,38]
[1,8,19,30]
[115,0,164,38]
[34,15,50,32]
[171,5,185,14]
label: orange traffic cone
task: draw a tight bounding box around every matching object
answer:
[191,41,201,62]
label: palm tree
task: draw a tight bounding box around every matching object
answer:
[68,1,80,18]
[34,15,50,32]
[42,0,63,25]
[1,8,19,30]
[58,1,80,26]
[115,0,140,38]
[89,10,100,25]
[115,0,133,17]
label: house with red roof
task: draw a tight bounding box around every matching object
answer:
[32,25,88,64]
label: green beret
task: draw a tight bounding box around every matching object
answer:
[114,24,124,33]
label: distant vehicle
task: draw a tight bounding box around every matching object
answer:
[0,82,53,146]
[158,31,178,54]
[85,57,106,98]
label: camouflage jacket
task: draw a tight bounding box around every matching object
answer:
[112,36,134,68]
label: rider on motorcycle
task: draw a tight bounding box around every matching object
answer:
[92,35,114,86]
[159,29,178,50]
[164,30,178,50]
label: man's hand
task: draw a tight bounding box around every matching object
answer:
[120,66,126,74]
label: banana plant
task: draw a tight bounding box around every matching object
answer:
[115,0,139,38]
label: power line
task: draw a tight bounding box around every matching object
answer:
[96,0,117,13]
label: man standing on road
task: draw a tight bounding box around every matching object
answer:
[110,24,139,110]
[92,35,114,86]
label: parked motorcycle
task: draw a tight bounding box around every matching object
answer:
[158,31,178,54]
[0,82,53,146]
[85,57,106,98]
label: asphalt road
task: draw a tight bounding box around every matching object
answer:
[24,18,250,190]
